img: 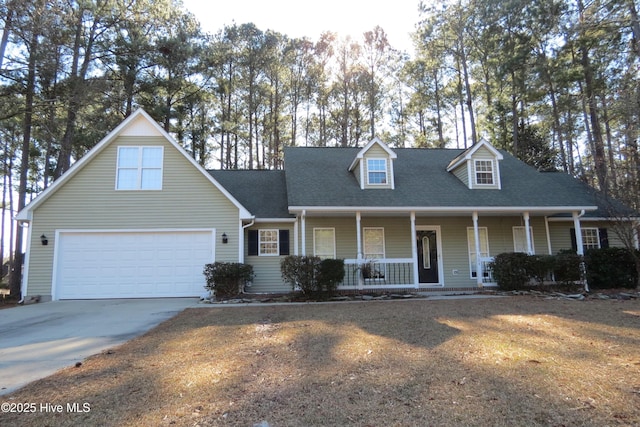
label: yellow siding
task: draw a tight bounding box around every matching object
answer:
[452,163,469,187]
[26,135,241,299]
[548,220,625,253]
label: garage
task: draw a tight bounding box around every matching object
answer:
[54,230,215,300]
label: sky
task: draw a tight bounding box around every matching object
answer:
[181,0,422,54]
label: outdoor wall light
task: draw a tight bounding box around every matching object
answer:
[221,233,228,244]
[40,234,48,246]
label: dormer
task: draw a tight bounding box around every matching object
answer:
[348,137,397,189]
[446,140,503,189]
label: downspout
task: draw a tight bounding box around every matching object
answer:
[240,217,255,263]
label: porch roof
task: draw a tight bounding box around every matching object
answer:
[283,147,600,215]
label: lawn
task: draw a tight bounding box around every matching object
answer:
[2,296,640,426]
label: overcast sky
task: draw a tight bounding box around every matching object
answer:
[181,0,422,54]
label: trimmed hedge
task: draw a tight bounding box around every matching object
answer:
[203,262,254,299]
[490,248,639,291]
[281,255,345,297]
[585,247,638,289]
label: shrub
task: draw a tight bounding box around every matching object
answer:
[585,247,638,289]
[490,252,532,290]
[528,255,555,284]
[553,250,581,284]
[280,255,321,294]
[317,258,345,296]
[203,262,254,299]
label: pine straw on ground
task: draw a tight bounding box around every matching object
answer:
[3,297,640,427]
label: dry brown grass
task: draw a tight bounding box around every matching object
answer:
[3,297,640,427]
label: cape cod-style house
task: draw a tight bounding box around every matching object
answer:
[15,109,634,300]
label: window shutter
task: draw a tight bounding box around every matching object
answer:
[598,228,609,248]
[570,228,577,252]
[248,230,258,256]
[279,230,290,255]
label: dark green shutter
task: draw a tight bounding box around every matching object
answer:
[279,230,290,255]
[570,228,577,252]
[598,228,609,248]
[248,230,258,256]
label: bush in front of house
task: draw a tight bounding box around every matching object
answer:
[281,256,345,297]
[203,262,254,299]
[317,258,345,296]
[585,247,638,289]
[553,250,582,285]
[280,255,322,295]
[490,252,532,290]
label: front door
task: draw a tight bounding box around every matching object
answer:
[417,230,439,284]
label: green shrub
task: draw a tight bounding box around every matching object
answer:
[317,258,345,296]
[280,255,321,294]
[203,262,254,299]
[585,247,638,289]
[490,252,532,290]
[553,250,581,284]
[528,255,555,284]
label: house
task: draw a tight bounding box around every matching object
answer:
[15,109,635,301]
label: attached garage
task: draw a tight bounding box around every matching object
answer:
[53,230,215,300]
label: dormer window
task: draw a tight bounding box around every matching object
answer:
[474,160,494,185]
[367,158,388,185]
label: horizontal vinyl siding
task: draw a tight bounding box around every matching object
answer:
[548,220,624,253]
[452,164,469,187]
[363,145,393,190]
[27,136,241,298]
[245,222,294,293]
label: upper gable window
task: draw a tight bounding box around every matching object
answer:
[367,158,388,185]
[474,160,494,185]
[116,146,163,190]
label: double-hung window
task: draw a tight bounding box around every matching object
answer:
[474,160,494,185]
[116,146,163,190]
[367,158,388,185]
[314,228,336,259]
[513,226,534,254]
[581,228,600,250]
[259,229,279,256]
[363,227,386,279]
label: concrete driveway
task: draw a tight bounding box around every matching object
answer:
[0,298,199,396]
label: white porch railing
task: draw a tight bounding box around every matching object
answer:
[479,256,496,284]
[341,258,415,289]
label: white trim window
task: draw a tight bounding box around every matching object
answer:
[367,158,388,185]
[582,228,600,250]
[259,229,279,256]
[363,227,385,260]
[313,228,336,259]
[467,227,490,278]
[474,159,494,185]
[116,146,163,190]
[513,226,534,254]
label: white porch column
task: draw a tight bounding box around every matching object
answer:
[356,211,362,260]
[301,210,306,256]
[472,211,483,287]
[573,210,589,292]
[523,211,532,255]
[572,211,584,256]
[410,211,418,288]
[293,217,299,255]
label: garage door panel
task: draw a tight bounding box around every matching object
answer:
[56,230,214,299]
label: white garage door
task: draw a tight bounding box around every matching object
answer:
[55,230,215,299]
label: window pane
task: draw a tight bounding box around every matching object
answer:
[582,228,599,249]
[367,159,387,184]
[475,160,494,184]
[117,169,138,189]
[314,229,335,259]
[364,228,384,259]
[142,147,163,167]
[141,169,162,189]
[118,147,139,168]
[259,230,279,255]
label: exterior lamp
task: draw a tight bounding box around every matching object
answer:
[40,234,48,246]
[221,233,228,244]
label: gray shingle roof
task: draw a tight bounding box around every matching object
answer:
[283,147,601,210]
[208,147,632,219]
[208,170,292,218]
